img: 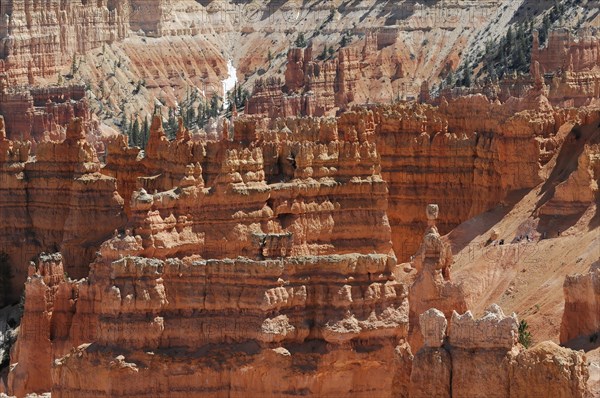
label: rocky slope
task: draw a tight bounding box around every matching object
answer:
[4,0,589,130]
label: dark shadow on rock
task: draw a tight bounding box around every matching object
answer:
[562,333,600,353]
[536,210,587,239]
[447,188,530,254]
[534,124,589,214]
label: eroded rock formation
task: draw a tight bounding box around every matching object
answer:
[407,204,466,351]
[560,267,600,345]
[0,95,598,396]
[7,253,75,397]
[0,117,125,306]
[5,114,409,397]
[0,74,90,142]
[410,304,590,398]
[0,1,129,82]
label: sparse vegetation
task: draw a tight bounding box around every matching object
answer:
[340,32,352,47]
[472,0,572,84]
[71,54,78,76]
[518,320,533,348]
[122,114,149,149]
[225,83,250,118]
[294,32,307,48]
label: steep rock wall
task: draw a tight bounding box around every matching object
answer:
[0,117,125,306]
[10,115,410,397]
[0,0,129,82]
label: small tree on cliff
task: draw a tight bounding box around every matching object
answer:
[131,117,141,147]
[120,111,129,131]
[72,58,77,75]
[462,65,472,88]
[295,32,307,48]
[141,116,149,149]
[518,320,533,348]
[318,45,328,60]
[209,95,220,118]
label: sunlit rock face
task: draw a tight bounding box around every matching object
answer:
[0,117,125,306]
[409,304,590,398]
[3,115,408,397]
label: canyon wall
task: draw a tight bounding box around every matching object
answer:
[0,117,125,306]
[0,74,90,142]
[4,115,411,397]
[360,95,561,260]
[0,0,129,82]
[1,103,597,395]
[2,91,589,306]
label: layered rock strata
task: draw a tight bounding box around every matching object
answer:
[0,0,129,82]
[409,305,590,398]
[0,73,90,142]
[7,114,410,397]
[3,94,592,305]
[360,96,566,260]
[0,117,125,305]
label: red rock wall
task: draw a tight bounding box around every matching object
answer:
[410,305,590,398]
[560,268,600,344]
[0,118,125,306]
[8,115,411,397]
[0,75,90,142]
[533,29,600,75]
[355,96,556,260]
[0,0,129,82]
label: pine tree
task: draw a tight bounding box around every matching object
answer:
[340,34,350,48]
[71,54,78,76]
[141,116,149,149]
[210,95,220,118]
[518,320,533,348]
[505,27,514,56]
[197,101,205,126]
[132,117,141,147]
[295,32,307,48]
[126,115,134,146]
[445,71,454,87]
[186,104,195,129]
[120,111,128,132]
[319,46,327,60]
[462,65,472,88]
